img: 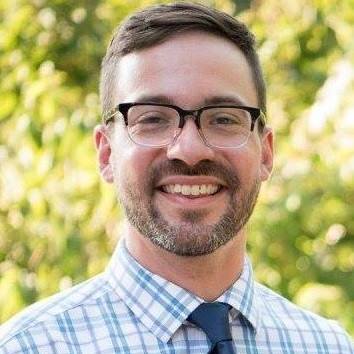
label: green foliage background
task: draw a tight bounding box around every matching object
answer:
[0,0,353,335]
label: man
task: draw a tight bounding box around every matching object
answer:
[0,3,352,353]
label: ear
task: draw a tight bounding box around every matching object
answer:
[259,127,274,181]
[94,124,114,183]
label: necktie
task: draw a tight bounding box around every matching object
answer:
[188,302,235,353]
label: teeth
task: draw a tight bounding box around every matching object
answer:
[181,185,190,195]
[191,185,200,195]
[165,185,173,193]
[162,184,220,196]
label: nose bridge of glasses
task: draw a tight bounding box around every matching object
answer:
[171,109,208,149]
[178,108,201,129]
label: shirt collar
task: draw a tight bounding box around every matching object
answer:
[104,239,261,343]
[216,255,262,333]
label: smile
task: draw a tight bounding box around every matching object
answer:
[161,184,221,197]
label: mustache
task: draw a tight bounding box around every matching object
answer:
[150,160,240,189]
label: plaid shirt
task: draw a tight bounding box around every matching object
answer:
[0,239,353,353]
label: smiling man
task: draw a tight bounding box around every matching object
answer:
[0,3,353,354]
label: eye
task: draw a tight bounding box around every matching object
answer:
[133,113,170,125]
[210,115,242,125]
[138,115,167,124]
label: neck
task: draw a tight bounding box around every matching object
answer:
[124,224,246,301]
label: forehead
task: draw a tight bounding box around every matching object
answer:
[114,31,258,108]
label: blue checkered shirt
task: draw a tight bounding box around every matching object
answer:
[0,239,353,353]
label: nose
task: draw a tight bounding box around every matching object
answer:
[166,118,216,166]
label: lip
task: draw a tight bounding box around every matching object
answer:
[155,185,228,208]
[156,175,227,188]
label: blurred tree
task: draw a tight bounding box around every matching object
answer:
[0,0,353,335]
[231,0,251,13]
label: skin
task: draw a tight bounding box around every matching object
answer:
[95,31,273,301]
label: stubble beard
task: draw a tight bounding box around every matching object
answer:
[118,160,261,256]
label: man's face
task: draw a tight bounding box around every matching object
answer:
[96,31,273,256]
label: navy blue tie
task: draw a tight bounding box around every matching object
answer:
[188,302,235,353]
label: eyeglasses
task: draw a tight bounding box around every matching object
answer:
[104,102,265,148]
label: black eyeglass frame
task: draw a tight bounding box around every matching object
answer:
[104,102,265,131]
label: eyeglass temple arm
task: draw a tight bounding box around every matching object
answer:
[103,107,118,124]
[256,111,266,129]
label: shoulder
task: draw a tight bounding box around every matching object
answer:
[0,273,114,350]
[254,282,354,353]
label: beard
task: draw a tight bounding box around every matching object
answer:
[117,160,261,256]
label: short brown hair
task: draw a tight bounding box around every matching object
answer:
[100,2,266,119]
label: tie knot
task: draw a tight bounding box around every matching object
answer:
[188,302,232,346]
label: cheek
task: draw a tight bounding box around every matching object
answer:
[111,141,160,189]
[225,147,262,184]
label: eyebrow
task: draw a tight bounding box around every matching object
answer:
[130,94,249,107]
[134,95,174,105]
[203,95,247,106]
